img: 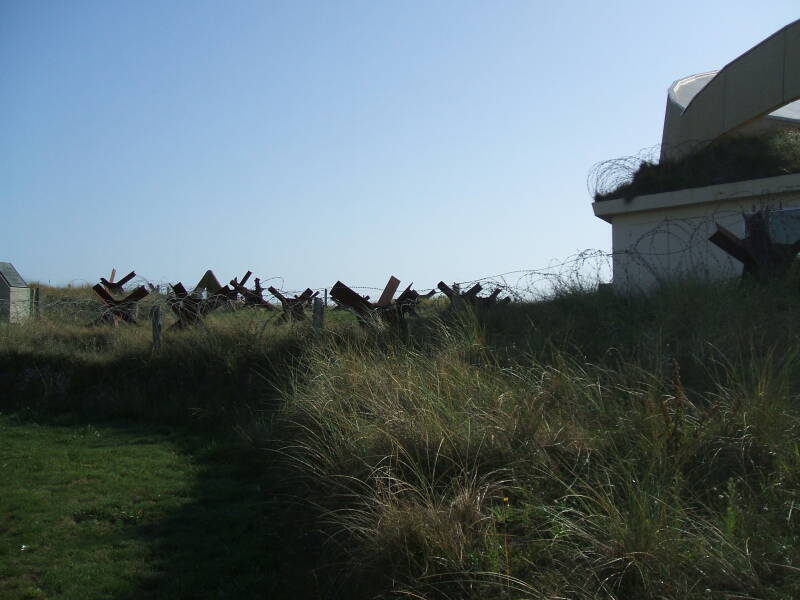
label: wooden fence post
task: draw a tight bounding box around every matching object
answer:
[312,297,324,333]
[150,305,162,351]
[30,287,41,319]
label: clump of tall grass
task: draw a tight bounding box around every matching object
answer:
[272,296,800,598]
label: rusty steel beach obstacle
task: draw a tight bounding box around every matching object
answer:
[229,271,275,309]
[167,271,239,329]
[86,265,518,331]
[329,276,432,325]
[268,286,318,322]
[100,269,137,294]
[437,281,510,310]
[709,209,800,282]
[167,282,219,329]
[91,282,149,325]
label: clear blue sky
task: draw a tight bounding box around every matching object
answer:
[2,1,798,291]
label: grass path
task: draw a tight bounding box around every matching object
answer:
[0,413,297,600]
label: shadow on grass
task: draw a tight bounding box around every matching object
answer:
[128,435,324,600]
[1,411,327,600]
[0,325,330,598]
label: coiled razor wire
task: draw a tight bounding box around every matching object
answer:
[7,207,781,325]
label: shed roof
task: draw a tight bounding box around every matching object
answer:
[0,262,27,287]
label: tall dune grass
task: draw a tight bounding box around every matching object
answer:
[2,279,799,598]
[269,283,800,599]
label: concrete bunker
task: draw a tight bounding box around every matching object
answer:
[593,19,800,293]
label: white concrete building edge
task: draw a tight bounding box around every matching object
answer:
[592,174,800,294]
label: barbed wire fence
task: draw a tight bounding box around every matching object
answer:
[1,249,619,326]
[7,201,795,326]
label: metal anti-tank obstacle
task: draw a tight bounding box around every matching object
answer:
[100,268,137,294]
[709,209,800,282]
[167,270,238,329]
[90,266,514,332]
[437,281,511,310]
[268,286,318,322]
[228,271,275,309]
[91,269,149,325]
[330,276,432,325]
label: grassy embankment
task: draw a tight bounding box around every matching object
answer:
[1,280,799,599]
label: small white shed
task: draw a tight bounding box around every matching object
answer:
[0,262,30,323]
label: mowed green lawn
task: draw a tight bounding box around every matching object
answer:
[0,413,293,600]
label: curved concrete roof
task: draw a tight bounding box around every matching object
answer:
[661,18,800,159]
[669,71,800,123]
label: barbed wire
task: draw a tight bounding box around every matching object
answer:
[587,144,663,200]
[2,249,618,324]
[588,131,800,202]
[10,205,794,324]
